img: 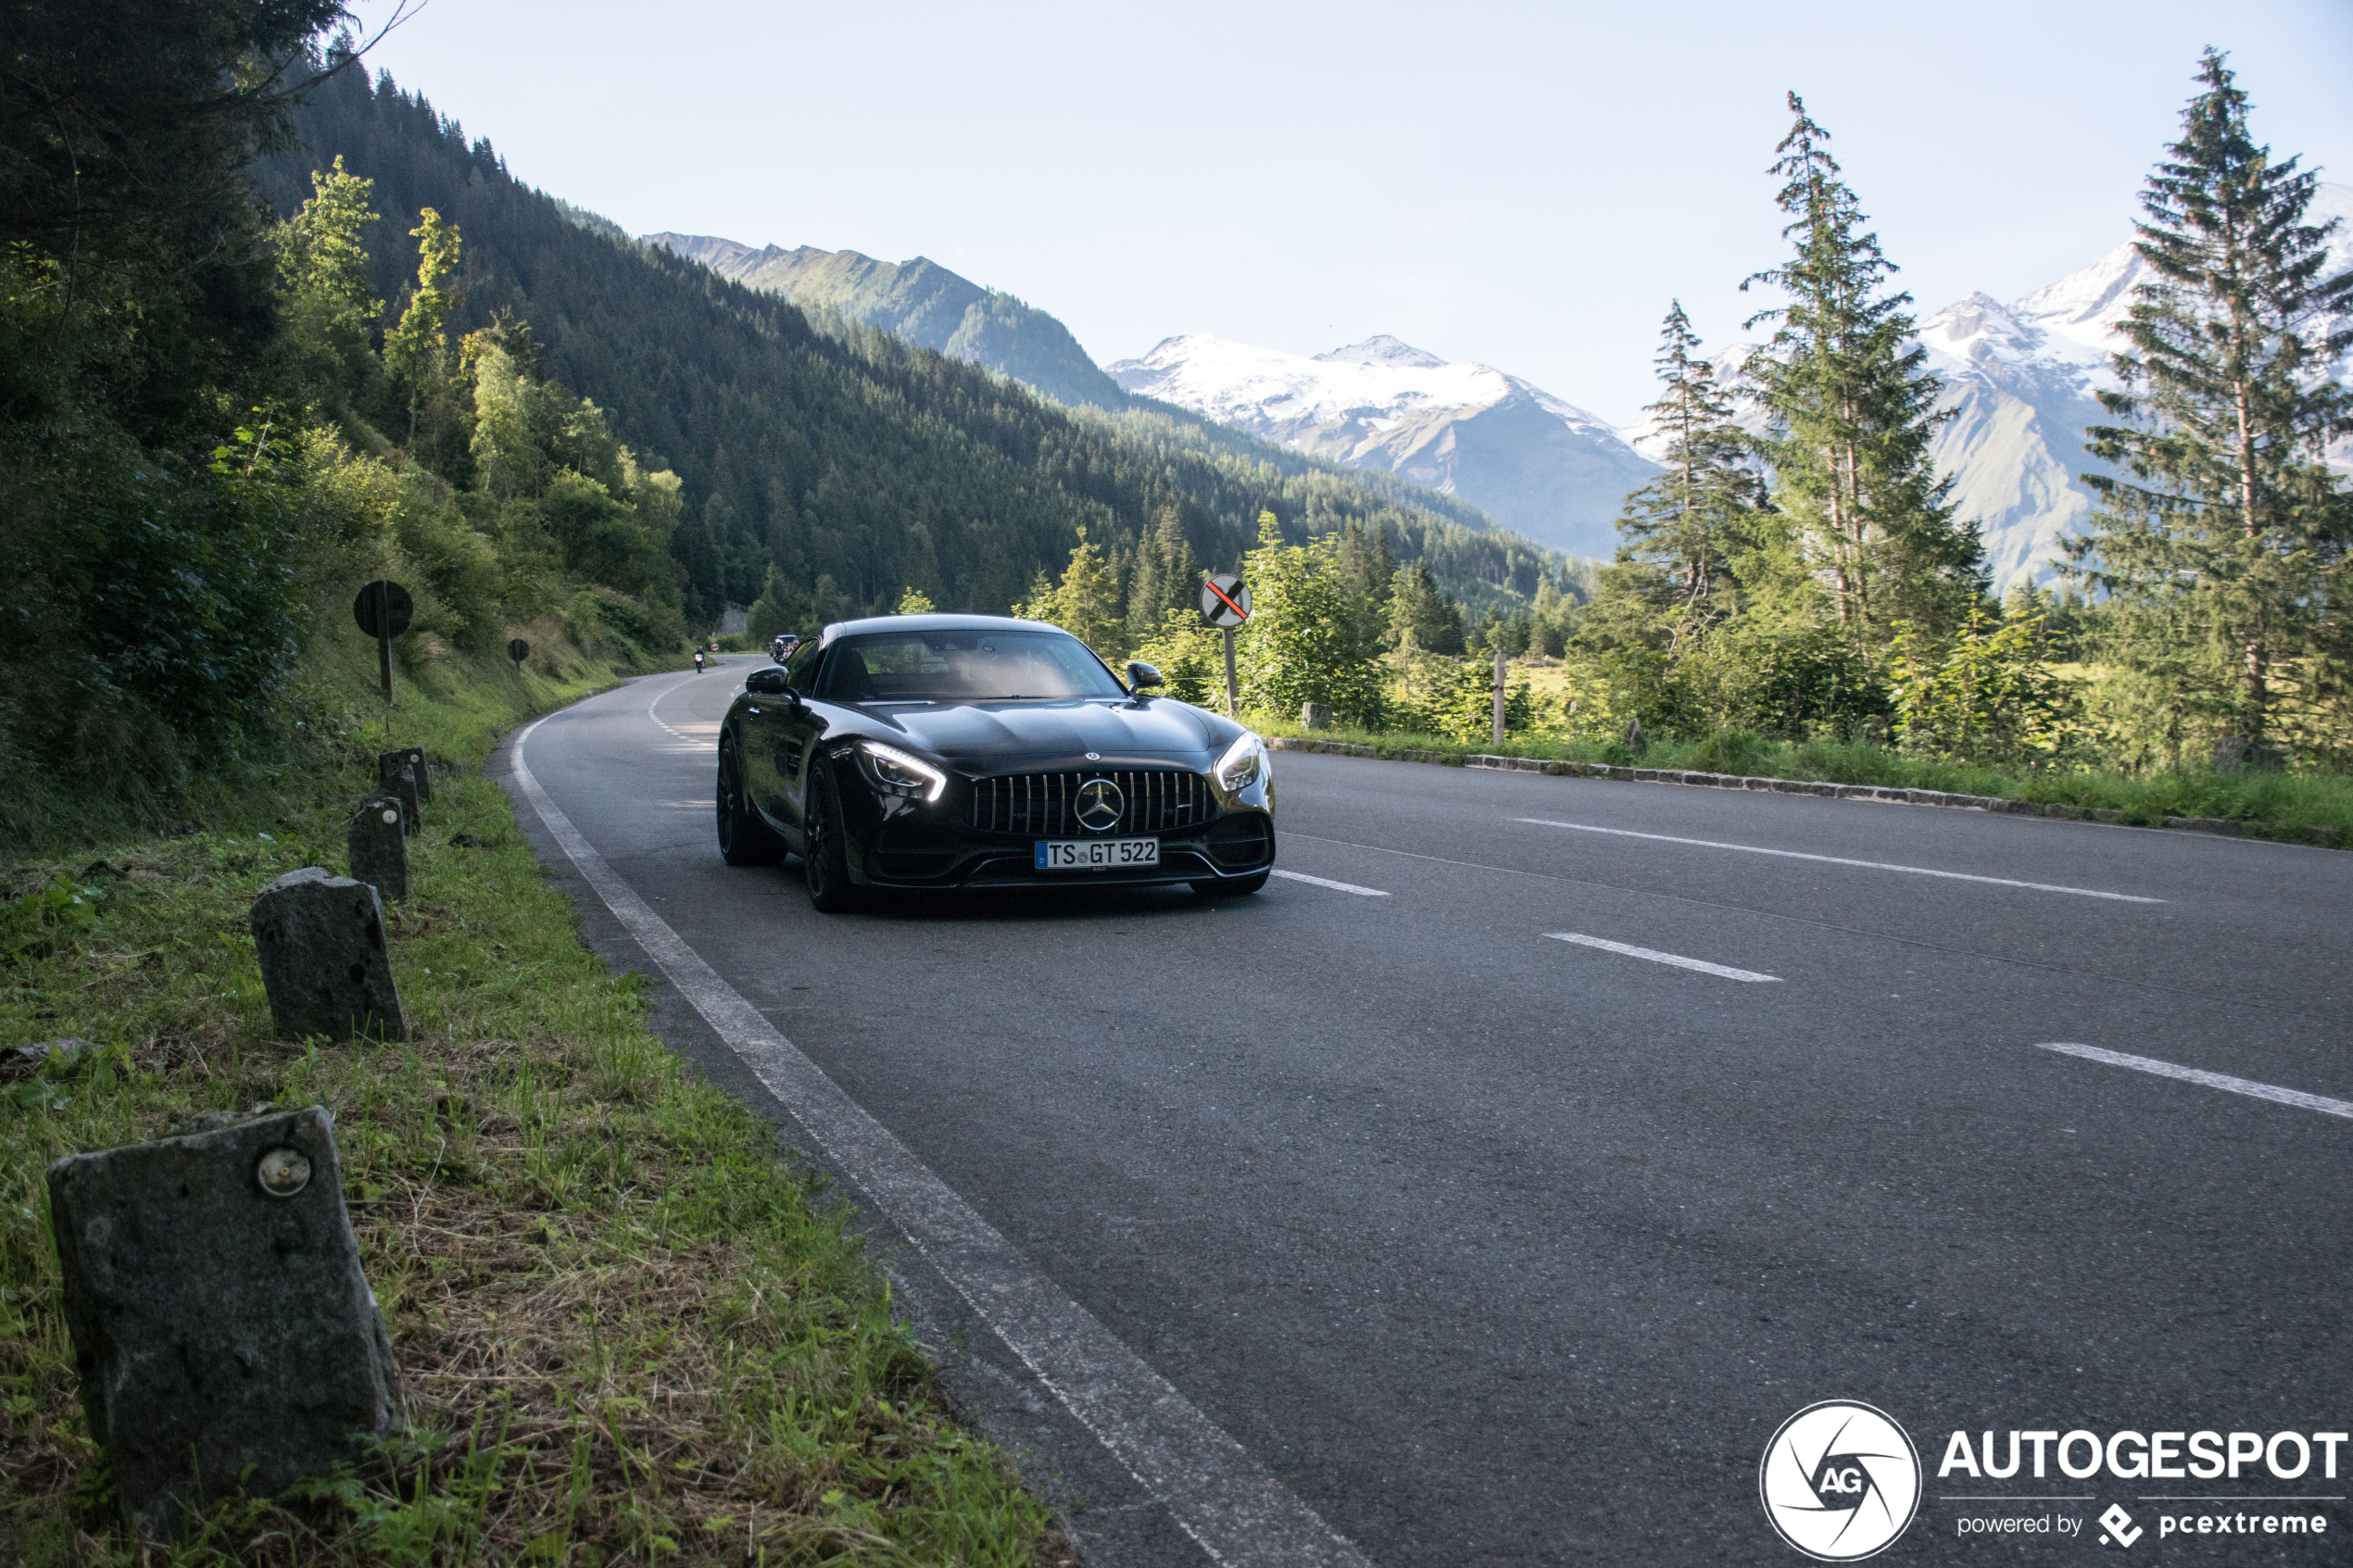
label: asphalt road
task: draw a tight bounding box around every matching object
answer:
[497,659,2351,1566]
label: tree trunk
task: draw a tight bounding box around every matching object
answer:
[2233,375,2265,744]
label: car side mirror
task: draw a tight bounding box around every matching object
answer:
[1126,660,1163,697]
[745,667,792,696]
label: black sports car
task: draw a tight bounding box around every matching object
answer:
[714,614,1276,910]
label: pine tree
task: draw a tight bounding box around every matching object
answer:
[1614,301,1766,655]
[1385,559,1465,654]
[1742,94,1982,652]
[1126,506,1200,642]
[2067,51,2353,758]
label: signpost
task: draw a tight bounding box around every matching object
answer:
[507,638,530,671]
[1492,644,1507,746]
[351,581,413,707]
[1200,573,1251,717]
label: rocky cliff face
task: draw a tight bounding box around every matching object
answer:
[644,233,1128,409]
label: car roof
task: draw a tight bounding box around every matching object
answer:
[815,613,1061,649]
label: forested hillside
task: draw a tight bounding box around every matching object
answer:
[257,65,1578,635]
[648,233,1130,410]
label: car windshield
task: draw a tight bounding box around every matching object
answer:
[815,629,1126,704]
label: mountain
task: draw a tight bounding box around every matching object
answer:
[1105,335,1661,560]
[644,234,1127,410]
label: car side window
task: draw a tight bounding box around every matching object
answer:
[783,638,822,695]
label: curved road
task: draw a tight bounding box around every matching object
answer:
[497,659,2350,1565]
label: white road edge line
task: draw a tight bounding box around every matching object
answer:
[510,715,1371,1568]
[645,667,711,741]
[1544,932,1782,983]
[2035,1042,2353,1121]
[1516,818,2164,903]
[1270,870,1390,897]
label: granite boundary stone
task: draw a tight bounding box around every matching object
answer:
[248,868,406,1043]
[376,764,421,837]
[346,795,408,903]
[46,1105,399,1534]
[378,746,431,805]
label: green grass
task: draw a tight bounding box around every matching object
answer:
[1257,717,2353,848]
[0,643,1062,1563]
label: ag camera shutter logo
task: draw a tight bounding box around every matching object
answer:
[1760,1400,1922,1561]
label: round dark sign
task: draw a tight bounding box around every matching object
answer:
[352,581,415,640]
[508,638,530,665]
[1200,573,1252,629]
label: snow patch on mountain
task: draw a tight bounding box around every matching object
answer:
[1109,336,1658,558]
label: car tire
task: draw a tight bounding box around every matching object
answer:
[1191,871,1270,897]
[716,737,784,866]
[802,768,861,912]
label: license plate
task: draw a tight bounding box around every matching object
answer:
[1036,837,1160,870]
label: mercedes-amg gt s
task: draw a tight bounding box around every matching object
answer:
[714,615,1276,910]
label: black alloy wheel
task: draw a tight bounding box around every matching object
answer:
[802,768,859,912]
[715,737,783,866]
[1191,871,1270,897]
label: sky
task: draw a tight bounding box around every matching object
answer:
[345,0,2353,426]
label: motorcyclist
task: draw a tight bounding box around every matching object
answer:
[693,648,707,674]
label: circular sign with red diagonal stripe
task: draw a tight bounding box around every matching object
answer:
[1200,573,1251,628]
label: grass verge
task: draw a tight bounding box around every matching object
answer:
[1254,718,2353,848]
[0,659,1062,1563]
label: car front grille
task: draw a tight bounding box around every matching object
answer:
[967,769,1209,837]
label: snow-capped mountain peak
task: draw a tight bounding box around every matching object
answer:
[1918,291,2057,366]
[1108,336,1658,558]
[1314,334,1449,369]
[2007,241,2149,354]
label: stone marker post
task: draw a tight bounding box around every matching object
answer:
[249,868,407,1042]
[48,1105,399,1535]
[377,762,421,837]
[1301,702,1333,731]
[347,796,408,903]
[378,746,431,804]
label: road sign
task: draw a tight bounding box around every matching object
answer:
[1200,573,1251,629]
[507,638,530,666]
[353,581,412,707]
[351,581,413,640]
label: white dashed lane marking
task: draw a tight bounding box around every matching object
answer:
[1516,818,2163,903]
[1544,932,1782,983]
[2035,1042,2353,1121]
[1271,870,1390,897]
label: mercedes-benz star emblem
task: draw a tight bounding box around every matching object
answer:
[1075,777,1124,833]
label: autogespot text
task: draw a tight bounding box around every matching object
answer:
[1937,1428,2348,1481]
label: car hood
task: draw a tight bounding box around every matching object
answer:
[866,698,1232,773]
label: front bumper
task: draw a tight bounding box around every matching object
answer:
[834,760,1275,889]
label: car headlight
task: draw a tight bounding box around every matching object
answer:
[856,740,948,803]
[1214,732,1268,794]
